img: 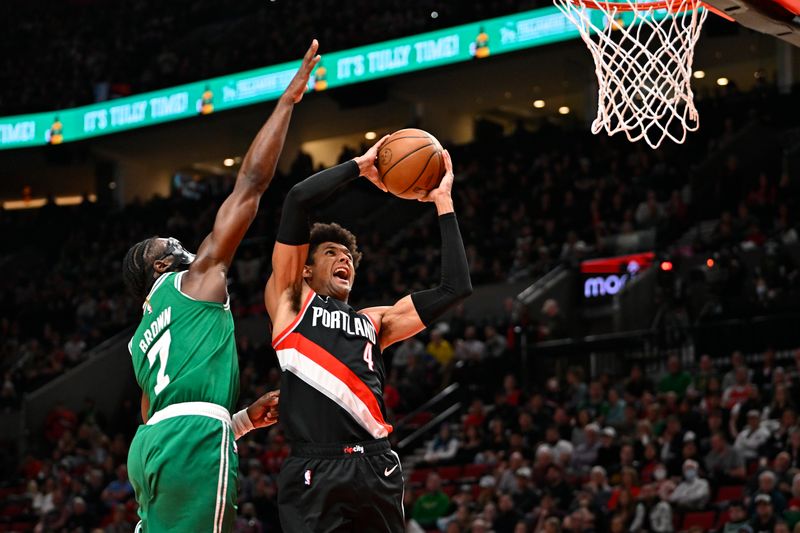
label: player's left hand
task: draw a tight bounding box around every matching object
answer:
[418,149,454,203]
[283,39,321,104]
[246,390,280,429]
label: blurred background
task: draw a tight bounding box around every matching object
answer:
[1,0,800,531]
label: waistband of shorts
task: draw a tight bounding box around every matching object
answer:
[290,438,391,458]
[146,401,231,427]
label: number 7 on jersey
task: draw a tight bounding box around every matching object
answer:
[147,330,172,395]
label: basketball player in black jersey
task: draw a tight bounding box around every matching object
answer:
[265,138,472,532]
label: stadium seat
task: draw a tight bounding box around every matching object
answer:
[716,509,731,530]
[715,485,745,503]
[437,466,462,481]
[409,468,432,486]
[681,511,716,531]
[461,463,488,480]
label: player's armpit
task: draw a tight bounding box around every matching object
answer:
[364,296,426,351]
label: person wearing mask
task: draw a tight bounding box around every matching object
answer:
[669,459,710,511]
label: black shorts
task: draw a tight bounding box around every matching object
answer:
[277,438,405,533]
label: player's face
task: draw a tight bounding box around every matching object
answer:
[306,242,356,300]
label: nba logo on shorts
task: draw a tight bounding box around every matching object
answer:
[304,469,312,486]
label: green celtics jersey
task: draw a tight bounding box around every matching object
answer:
[128,271,239,418]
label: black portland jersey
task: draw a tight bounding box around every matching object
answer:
[273,289,392,444]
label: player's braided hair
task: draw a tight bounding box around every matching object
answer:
[122,237,160,300]
[307,223,362,268]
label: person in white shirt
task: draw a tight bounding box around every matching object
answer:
[734,410,771,460]
[669,459,710,510]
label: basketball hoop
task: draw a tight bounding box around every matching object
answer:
[554,0,708,149]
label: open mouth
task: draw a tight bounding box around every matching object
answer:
[333,267,350,282]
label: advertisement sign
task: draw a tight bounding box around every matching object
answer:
[581,252,655,299]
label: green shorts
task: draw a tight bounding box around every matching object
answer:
[128,404,238,533]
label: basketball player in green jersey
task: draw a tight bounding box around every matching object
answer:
[121,40,321,533]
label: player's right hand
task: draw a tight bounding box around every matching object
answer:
[283,39,321,104]
[355,135,391,193]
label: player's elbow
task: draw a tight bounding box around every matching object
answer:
[454,278,473,300]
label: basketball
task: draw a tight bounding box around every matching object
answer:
[377,128,445,200]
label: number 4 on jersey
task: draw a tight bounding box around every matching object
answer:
[363,342,374,372]
[147,330,172,395]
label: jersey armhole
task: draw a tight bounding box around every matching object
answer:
[362,312,381,336]
[272,289,316,348]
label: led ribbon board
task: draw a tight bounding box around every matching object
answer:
[581,252,656,299]
[0,6,657,149]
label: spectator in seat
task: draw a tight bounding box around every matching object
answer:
[750,494,777,533]
[705,431,746,485]
[669,459,710,511]
[545,465,574,512]
[426,329,454,369]
[498,452,526,494]
[625,365,654,400]
[724,366,755,410]
[597,427,620,471]
[584,465,612,510]
[722,351,751,392]
[753,347,777,390]
[749,471,787,516]
[734,410,771,460]
[690,354,716,396]
[571,423,601,474]
[538,299,566,340]
[393,336,425,373]
[629,483,673,533]
[608,467,641,511]
[658,355,692,398]
[511,466,539,512]
[720,501,753,533]
[101,464,133,508]
[605,388,626,427]
[412,472,451,528]
[543,425,574,464]
[494,493,523,533]
[424,424,460,464]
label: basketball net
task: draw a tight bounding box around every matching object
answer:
[554,0,708,149]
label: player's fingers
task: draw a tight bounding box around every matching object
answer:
[304,39,319,62]
[442,149,453,174]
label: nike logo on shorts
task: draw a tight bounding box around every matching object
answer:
[384,465,399,477]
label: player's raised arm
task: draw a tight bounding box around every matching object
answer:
[362,150,472,350]
[182,40,321,302]
[264,136,389,319]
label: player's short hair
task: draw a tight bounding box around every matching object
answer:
[307,223,362,268]
[123,236,160,299]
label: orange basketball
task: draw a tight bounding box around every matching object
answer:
[377,128,445,200]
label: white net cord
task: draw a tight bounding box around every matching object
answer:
[554,0,708,149]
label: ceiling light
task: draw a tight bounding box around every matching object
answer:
[365,131,377,140]
[223,158,235,167]
[533,100,545,109]
[431,11,439,18]
[693,70,705,79]
[558,106,570,115]
[716,77,729,86]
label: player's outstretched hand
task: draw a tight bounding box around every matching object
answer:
[418,149,454,203]
[283,39,321,104]
[355,135,391,193]
[246,390,280,429]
